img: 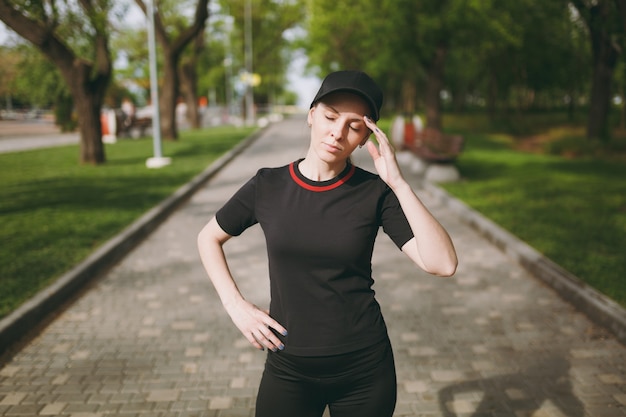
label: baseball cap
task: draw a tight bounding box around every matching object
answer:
[310,71,383,121]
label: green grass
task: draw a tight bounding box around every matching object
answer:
[0,126,255,319]
[437,123,626,307]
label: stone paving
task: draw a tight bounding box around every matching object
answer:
[0,116,625,416]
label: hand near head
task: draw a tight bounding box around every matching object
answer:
[363,116,405,190]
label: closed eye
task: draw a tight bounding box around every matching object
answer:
[350,123,365,131]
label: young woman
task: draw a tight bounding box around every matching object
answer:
[197,70,457,417]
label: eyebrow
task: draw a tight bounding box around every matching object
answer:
[322,104,366,122]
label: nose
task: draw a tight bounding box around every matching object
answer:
[330,122,346,141]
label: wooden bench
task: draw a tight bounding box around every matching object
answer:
[402,127,464,163]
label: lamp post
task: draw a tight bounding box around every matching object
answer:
[224,14,234,124]
[244,0,254,126]
[146,0,171,169]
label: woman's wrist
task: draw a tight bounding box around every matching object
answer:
[221,292,245,313]
[390,179,412,195]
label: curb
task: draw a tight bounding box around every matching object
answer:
[423,181,626,345]
[0,127,266,357]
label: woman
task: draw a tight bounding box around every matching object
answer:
[197,70,457,417]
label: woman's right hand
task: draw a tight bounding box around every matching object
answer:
[225,298,287,351]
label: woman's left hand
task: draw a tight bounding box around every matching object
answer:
[363,116,405,190]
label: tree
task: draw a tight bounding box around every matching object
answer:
[221,0,305,112]
[179,31,204,128]
[444,1,589,118]
[305,0,395,111]
[0,46,21,112]
[305,0,467,128]
[134,0,210,140]
[111,27,152,104]
[569,0,624,140]
[410,0,469,129]
[12,44,78,130]
[0,0,114,164]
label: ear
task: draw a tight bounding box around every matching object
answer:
[307,107,315,127]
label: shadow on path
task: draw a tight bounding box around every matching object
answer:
[438,354,584,416]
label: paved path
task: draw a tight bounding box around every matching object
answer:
[0,117,625,417]
[0,120,79,153]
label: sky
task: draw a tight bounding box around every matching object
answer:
[0,14,320,110]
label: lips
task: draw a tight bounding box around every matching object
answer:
[323,142,342,153]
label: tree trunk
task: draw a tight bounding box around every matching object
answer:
[0,0,112,164]
[180,61,201,129]
[621,90,626,129]
[401,76,417,116]
[160,53,179,140]
[135,0,209,141]
[424,44,447,130]
[62,59,109,164]
[74,89,106,164]
[487,73,498,120]
[587,38,618,140]
[570,0,621,141]
[179,31,204,129]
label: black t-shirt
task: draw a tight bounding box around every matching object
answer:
[216,159,414,355]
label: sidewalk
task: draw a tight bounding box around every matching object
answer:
[0,120,79,153]
[0,116,625,417]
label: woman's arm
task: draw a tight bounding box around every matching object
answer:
[364,116,458,277]
[197,217,287,350]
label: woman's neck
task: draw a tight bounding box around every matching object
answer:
[298,154,348,181]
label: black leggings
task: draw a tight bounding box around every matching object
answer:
[255,338,397,417]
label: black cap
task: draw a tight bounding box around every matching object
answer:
[310,71,383,121]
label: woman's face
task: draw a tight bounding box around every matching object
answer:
[307,92,371,164]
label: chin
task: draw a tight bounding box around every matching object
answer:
[320,152,348,165]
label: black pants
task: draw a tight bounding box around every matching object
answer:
[255,338,397,417]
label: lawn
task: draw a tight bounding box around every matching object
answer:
[438,114,626,307]
[0,126,255,319]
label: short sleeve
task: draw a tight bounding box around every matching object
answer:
[380,185,414,249]
[215,174,258,236]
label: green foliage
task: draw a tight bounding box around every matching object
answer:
[303,0,591,117]
[12,44,67,108]
[218,0,306,105]
[54,92,77,131]
[0,126,254,319]
[0,46,21,103]
[306,0,378,73]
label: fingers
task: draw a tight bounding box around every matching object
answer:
[363,116,394,154]
[365,140,380,160]
[363,116,406,188]
[234,302,287,352]
[249,322,286,352]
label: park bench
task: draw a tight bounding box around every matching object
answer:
[402,126,464,163]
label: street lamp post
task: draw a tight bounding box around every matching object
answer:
[146,0,171,169]
[244,0,254,126]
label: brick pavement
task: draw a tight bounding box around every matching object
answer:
[0,116,625,416]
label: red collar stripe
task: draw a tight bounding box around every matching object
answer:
[289,162,356,192]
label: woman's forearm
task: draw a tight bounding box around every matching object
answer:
[197,218,244,310]
[393,181,458,277]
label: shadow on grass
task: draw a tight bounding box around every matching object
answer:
[1,172,193,215]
